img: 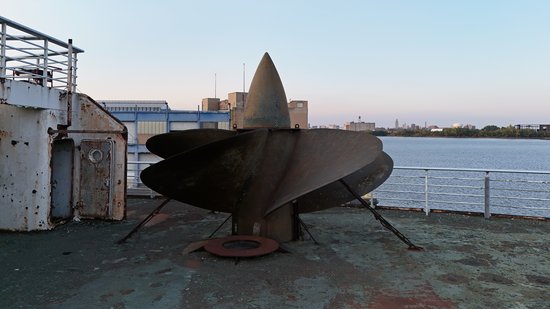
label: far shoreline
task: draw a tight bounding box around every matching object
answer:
[377,135,550,141]
[371,126,550,140]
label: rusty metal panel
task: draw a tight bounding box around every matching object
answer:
[0,79,66,110]
[0,102,58,231]
[0,81,127,230]
[79,139,114,218]
[50,139,75,220]
[73,94,127,221]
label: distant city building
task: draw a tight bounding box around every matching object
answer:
[345,121,375,131]
[218,92,309,129]
[449,123,475,129]
[288,100,308,129]
[218,99,230,110]
[515,124,550,131]
[228,92,248,129]
[327,124,341,129]
[395,119,399,129]
[201,98,221,111]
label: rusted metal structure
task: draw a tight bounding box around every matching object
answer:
[141,53,392,243]
[0,16,127,231]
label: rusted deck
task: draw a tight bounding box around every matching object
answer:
[1,198,548,308]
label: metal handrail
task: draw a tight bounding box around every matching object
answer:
[125,160,550,219]
[126,161,158,197]
[395,166,550,175]
[1,16,83,91]
[373,166,550,218]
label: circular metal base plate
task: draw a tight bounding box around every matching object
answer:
[204,235,279,257]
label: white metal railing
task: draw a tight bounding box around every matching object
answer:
[127,160,158,198]
[0,16,84,91]
[373,167,550,219]
[126,160,550,219]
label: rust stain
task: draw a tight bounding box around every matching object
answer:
[183,259,202,269]
[368,285,457,309]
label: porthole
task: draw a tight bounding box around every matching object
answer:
[88,149,103,163]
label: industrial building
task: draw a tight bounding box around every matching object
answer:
[99,99,230,161]
[287,100,309,129]
[99,100,230,188]
[202,92,309,129]
[344,121,376,131]
[0,17,127,231]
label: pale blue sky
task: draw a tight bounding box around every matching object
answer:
[3,0,549,128]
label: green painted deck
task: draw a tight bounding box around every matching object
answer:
[1,198,548,308]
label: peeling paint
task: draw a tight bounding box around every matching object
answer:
[0,130,11,138]
[1,81,127,231]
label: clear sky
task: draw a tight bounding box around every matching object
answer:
[3,0,549,128]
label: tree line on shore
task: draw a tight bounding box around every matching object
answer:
[372,125,550,138]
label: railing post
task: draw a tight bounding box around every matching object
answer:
[72,52,78,92]
[67,39,73,92]
[424,169,429,215]
[484,171,491,219]
[43,39,48,86]
[371,191,376,208]
[135,161,140,188]
[65,39,74,126]
[1,22,6,78]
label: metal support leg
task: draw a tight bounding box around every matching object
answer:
[424,169,430,215]
[116,198,172,244]
[296,215,319,245]
[484,172,491,219]
[339,179,423,250]
[208,214,232,238]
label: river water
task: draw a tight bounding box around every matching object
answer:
[374,137,550,218]
[380,137,550,171]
